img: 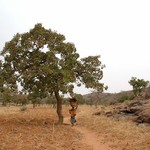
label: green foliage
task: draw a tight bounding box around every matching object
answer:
[118,95,129,102]
[28,93,41,108]
[45,95,57,106]
[0,88,14,106]
[71,93,85,104]
[12,93,28,105]
[128,94,135,100]
[85,98,94,105]
[129,77,149,96]
[1,23,105,98]
[1,23,106,123]
[75,56,107,92]
[0,61,4,92]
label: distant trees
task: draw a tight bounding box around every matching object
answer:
[13,92,28,106]
[1,23,106,124]
[71,93,85,104]
[0,88,12,106]
[0,60,3,92]
[129,77,149,97]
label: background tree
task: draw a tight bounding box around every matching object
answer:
[71,93,85,104]
[45,95,57,108]
[129,77,149,97]
[12,92,28,106]
[0,87,16,106]
[1,23,106,124]
[0,60,3,92]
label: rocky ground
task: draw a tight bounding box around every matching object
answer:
[93,99,150,125]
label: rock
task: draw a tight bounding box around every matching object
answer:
[136,109,150,123]
[92,111,101,116]
[105,111,113,117]
[127,100,143,107]
[93,99,150,125]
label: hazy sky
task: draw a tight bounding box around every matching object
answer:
[0,0,150,94]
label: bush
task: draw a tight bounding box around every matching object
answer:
[20,106,27,111]
[118,95,129,103]
[128,94,135,100]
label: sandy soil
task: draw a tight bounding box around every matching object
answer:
[74,126,111,150]
[0,105,150,150]
[64,114,112,150]
[0,105,94,150]
[77,105,150,150]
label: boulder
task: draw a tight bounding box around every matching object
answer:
[136,109,150,123]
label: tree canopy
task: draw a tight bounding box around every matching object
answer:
[129,77,149,96]
[1,23,106,123]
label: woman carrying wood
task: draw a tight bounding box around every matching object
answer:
[69,98,78,126]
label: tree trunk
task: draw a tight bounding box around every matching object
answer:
[55,91,63,124]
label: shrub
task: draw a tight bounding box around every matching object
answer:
[20,106,27,111]
[128,94,135,100]
[118,95,129,102]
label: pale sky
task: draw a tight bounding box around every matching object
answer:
[0,0,150,94]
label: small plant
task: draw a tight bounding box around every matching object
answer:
[128,94,135,100]
[118,95,129,102]
[20,106,27,111]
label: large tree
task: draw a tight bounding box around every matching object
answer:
[1,23,106,124]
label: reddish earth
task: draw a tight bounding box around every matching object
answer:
[0,105,113,150]
[64,114,112,150]
[0,105,150,150]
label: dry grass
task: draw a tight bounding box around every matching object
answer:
[1,104,150,150]
[77,105,150,150]
[0,105,91,150]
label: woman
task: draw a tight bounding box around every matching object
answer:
[69,107,77,126]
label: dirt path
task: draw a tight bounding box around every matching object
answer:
[64,117,111,150]
[75,126,111,150]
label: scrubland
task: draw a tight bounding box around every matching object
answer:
[0,104,150,150]
[78,105,150,150]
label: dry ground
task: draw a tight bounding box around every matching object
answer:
[0,105,89,150]
[0,105,150,150]
[77,105,150,150]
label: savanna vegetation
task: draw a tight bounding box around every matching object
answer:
[129,77,149,97]
[0,24,150,150]
[0,23,107,124]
